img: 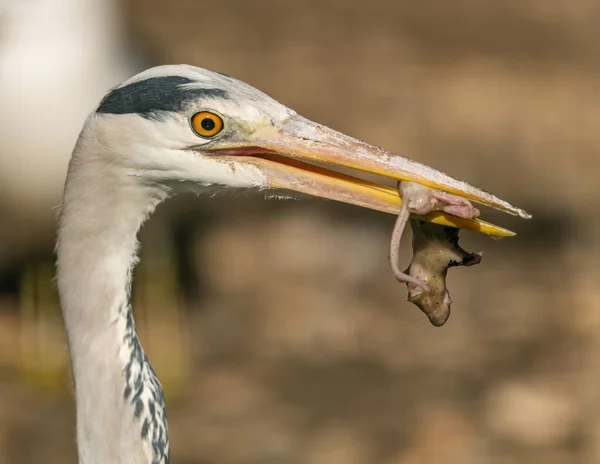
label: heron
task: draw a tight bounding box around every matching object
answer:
[56,64,530,463]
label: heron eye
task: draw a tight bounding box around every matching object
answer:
[191,111,223,137]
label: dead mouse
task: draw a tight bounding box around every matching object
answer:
[404,219,481,326]
[389,181,482,326]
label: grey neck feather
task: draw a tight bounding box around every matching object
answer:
[57,135,171,464]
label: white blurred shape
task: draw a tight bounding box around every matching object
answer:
[485,380,578,447]
[0,0,142,215]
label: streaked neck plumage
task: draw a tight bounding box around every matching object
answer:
[57,127,170,464]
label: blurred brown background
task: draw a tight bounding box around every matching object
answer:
[0,0,598,463]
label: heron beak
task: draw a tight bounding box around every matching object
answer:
[220,114,531,237]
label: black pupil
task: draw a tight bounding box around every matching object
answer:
[201,117,216,131]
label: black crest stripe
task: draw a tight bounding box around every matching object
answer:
[97,76,228,120]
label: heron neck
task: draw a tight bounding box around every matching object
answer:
[57,149,170,463]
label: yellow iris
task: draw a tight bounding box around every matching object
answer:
[191,111,223,137]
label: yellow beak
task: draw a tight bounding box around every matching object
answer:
[218,114,531,237]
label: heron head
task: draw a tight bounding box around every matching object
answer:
[85,64,529,236]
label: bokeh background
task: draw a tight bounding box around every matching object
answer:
[0,0,598,462]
